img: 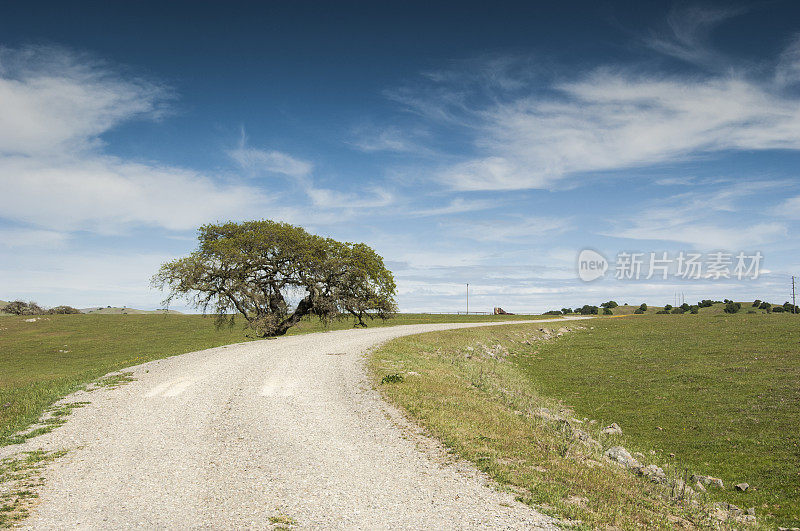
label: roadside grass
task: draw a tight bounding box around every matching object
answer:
[517,313,800,527]
[268,513,297,528]
[369,323,709,529]
[3,402,92,446]
[370,314,800,528]
[0,449,68,527]
[88,371,136,391]
[0,312,548,446]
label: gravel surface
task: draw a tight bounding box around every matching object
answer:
[4,318,588,529]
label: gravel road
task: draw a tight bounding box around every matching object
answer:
[5,318,587,529]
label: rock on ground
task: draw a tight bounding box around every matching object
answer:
[601,422,623,435]
[605,446,641,469]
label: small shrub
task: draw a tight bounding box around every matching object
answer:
[759,302,771,310]
[639,303,647,312]
[544,310,562,315]
[601,301,619,309]
[5,300,44,316]
[680,303,690,311]
[47,305,81,315]
[690,306,699,314]
[664,304,673,311]
[752,300,761,307]
[698,300,714,308]
[723,301,741,314]
[671,307,685,314]
[656,310,670,314]
[603,308,613,315]
[773,306,785,313]
[561,308,573,314]
[381,373,404,384]
[633,308,644,314]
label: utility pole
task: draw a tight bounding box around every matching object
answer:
[793,276,796,314]
[466,283,469,315]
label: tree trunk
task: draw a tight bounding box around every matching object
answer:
[272,295,315,336]
[349,309,367,327]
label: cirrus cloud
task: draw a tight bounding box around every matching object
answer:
[0,46,273,235]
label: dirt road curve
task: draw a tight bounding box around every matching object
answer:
[7,318,587,529]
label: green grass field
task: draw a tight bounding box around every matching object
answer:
[518,313,800,527]
[0,312,544,445]
[370,313,800,528]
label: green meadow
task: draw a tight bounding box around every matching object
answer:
[370,313,800,528]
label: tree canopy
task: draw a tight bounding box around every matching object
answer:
[153,220,397,336]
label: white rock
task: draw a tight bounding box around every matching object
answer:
[605,446,641,469]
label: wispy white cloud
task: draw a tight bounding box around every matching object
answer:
[0,154,270,233]
[449,215,571,243]
[0,45,168,156]
[228,131,313,178]
[0,46,272,234]
[776,34,800,87]
[0,228,69,248]
[614,222,786,250]
[409,197,496,217]
[645,5,747,70]
[386,30,800,192]
[775,195,800,219]
[230,134,395,211]
[349,126,425,153]
[605,180,791,248]
[306,187,394,209]
[655,176,696,186]
[438,71,800,191]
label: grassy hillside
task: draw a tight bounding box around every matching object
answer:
[0,312,549,445]
[518,313,799,526]
[370,313,800,528]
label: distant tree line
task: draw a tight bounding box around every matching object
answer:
[545,299,798,316]
[1,300,80,315]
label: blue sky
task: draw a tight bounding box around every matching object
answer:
[1,1,799,313]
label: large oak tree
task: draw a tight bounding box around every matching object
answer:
[153,220,397,336]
